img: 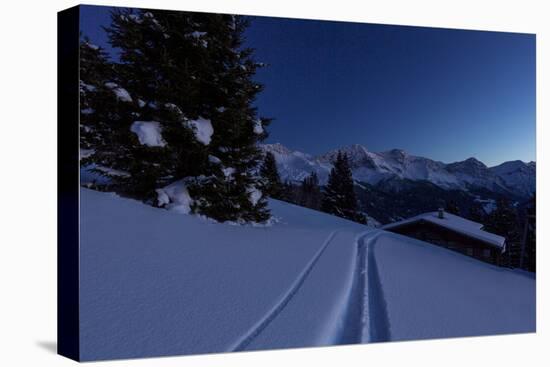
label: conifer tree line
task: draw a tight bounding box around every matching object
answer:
[261,151,367,225]
[257,148,536,270]
[278,172,322,211]
[444,200,460,215]
[522,194,536,272]
[483,195,536,272]
[299,172,322,210]
[259,152,284,200]
[80,8,271,223]
[320,152,367,224]
[432,192,535,272]
[258,149,536,271]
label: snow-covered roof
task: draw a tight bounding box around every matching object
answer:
[382,211,506,249]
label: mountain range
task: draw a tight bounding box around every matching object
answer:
[261,143,536,199]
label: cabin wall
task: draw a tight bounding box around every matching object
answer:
[387,221,502,266]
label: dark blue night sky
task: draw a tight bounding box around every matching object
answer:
[80,5,535,166]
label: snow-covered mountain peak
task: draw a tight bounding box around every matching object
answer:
[383,148,408,159]
[262,143,294,156]
[447,157,489,175]
[444,157,505,191]
[490,160,536,197]
[378,148,413,167]
[461,157,487,168]
[317,144,371,164]
[259,142,535,197]
[260,143,330,183]
[491,160,532,173]
[467,157,486,166]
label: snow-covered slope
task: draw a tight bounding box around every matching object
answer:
[79,188,366,360]
[371,232,535,341]
[261,143,535,196]
[490,160,536,197]
[79,188,535,360]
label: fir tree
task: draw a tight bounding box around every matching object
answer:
[467,203,485,223]
[484,198,519,238]
[97,9,271,222]
[103,9,212,200]
[299,172,321,210]
[484,197,521,267]
[260,151,284,199]
[79,38,142,192]
[445,200,460,215]
[79,38,111,161]
[321,152,366,224]
[520,194,536,272]
[281,179,298,203]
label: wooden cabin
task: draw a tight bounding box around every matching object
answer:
[383,209,506,266]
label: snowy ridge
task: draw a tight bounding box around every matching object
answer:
[318,145,459,188]
[261,143,535,196]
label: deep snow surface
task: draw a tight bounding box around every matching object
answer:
[370,232,535,340]
[79,188,365,360]
[79,189,535,361]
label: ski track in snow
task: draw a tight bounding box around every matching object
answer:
[340,230,391,344]
[364,233,391,342]
[229,230,339,352]
[336,232,369,344]
[230,228,393,350]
